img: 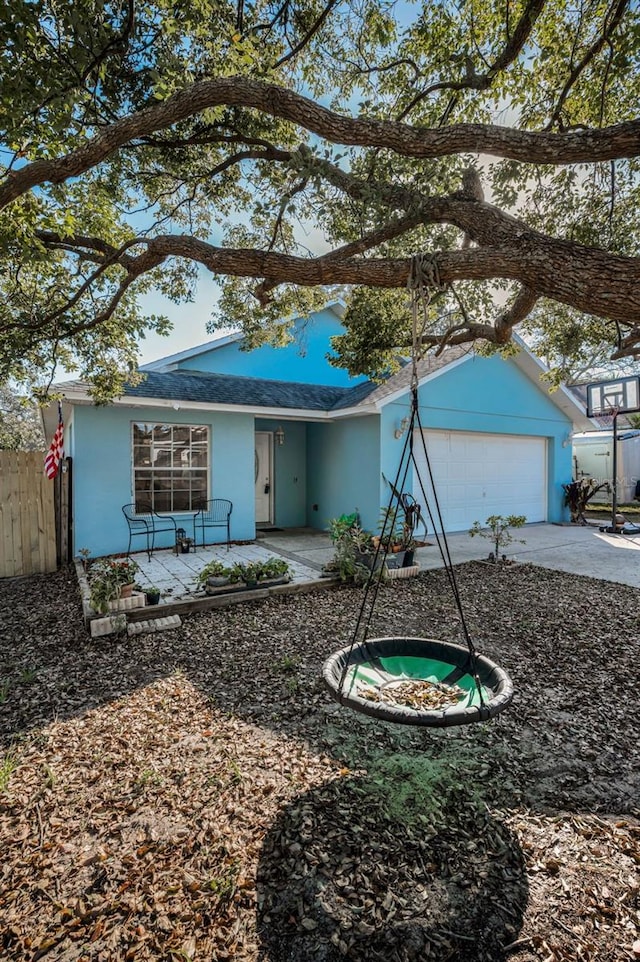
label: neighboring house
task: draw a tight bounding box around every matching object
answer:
[572,430,640,503]
[43,302,593,558]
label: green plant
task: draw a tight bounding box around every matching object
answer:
[206,861,240,903]
[227,558,290,584]
[328,513,360,543]
[19,667,37,684]
[469,514,526,562]
[233,560,259,582]
[0,752,16,792]
[276,653,299,673]
[326,518,377,583]
[260,557,291,579]
[286,677,300,694]
[145,585,161,605]
[350,524,376,554]
[78,547,91,570]
[0,680,10,704]
[134,767,163,791]
[378,505,403,544]
[196,559,231,585]
[89,556,140,613]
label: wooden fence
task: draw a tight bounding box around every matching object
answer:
[0,451,59,577]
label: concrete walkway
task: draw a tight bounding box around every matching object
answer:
[125,521,640,605]
[259,522,640,589]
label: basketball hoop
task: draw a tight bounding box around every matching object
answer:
[585,376,640,535]
[586,376,640,419]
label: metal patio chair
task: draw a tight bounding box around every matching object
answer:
[193,498,233,549]
[122,502,178,561]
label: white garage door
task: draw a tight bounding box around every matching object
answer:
[412,430,547,532]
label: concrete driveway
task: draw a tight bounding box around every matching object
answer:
[260,523,640,589]
[416,522,640,588]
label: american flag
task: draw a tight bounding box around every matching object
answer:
[44,404,64,480]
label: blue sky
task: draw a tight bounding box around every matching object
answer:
[137,268,222,364]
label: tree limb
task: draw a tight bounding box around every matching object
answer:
[546,0,630,129]
[273,0,342,68]
[397,0,547,120]
[31,229,637,330]
[3,75,640,210]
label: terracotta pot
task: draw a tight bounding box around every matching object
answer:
[119,583,134,599]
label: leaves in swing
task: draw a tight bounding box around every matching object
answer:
[359,679,464,711]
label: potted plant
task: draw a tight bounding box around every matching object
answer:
[197,559,232,588]
[377,506,419,567]
[376,507,405,551]
[145,586,161,605]
[325,518,381,583]
[259,557,292,585]
[88,557,140,613]
[231,561,264,588]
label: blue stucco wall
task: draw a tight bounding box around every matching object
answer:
[306,416,381,532]
[379,354,573,522]
[254,418,308,527]
[177,308,365,387]
[71,404,255,558]
[69,348,574,556]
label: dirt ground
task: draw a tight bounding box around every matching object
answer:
[0,562,638,961]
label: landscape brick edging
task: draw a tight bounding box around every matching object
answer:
[75,557,340,633]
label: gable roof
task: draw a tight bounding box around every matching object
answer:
[140,300,346,373]
[51,330,593,431]
[53,369,379,421]
[125,370,378,411]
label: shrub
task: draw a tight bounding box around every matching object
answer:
[326,517,377,583]
[469,514,526,563]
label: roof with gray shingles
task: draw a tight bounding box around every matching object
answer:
[122,369,381,411]
[57,348,472,412]
[341,344,472,408]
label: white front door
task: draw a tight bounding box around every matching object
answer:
[255,431,273,524]
[413,430,547,532]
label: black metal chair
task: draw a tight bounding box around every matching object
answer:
[122,503,178,561]
[193,499,233,549]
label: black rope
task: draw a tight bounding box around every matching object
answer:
[337,421,414,697]
[337,251,485,707]
[410,400,484,702]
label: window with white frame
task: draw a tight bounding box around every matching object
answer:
[132,422,209,512]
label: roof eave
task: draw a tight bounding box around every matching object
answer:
[53,386,375,422]
[510,336,597,431]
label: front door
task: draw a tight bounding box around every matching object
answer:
[255,431,273,524]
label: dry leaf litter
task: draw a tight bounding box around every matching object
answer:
[0,562,638,962]
[359,679,463,710]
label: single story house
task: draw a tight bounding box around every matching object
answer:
[43,302,593,558]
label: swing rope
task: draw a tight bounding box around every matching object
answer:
[337,253,485,706]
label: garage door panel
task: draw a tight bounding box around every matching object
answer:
[413,430,546,532]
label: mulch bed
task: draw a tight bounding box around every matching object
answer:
[0,562,638,961]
